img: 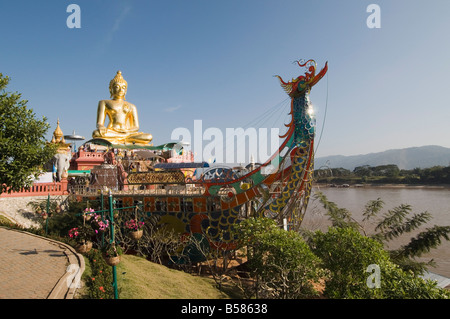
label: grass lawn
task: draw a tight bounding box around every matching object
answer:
[0,214,14,225]
[98,254,232,299]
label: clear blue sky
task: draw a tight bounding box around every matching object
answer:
[2,0,450,161]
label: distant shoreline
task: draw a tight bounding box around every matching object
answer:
[313,183,450,190]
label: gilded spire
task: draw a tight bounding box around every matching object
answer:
[50,119,71,152]
[53,119,64,141]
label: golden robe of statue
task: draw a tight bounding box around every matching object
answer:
[92,71,153,145]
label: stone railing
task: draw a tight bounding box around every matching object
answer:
[75,184,205,197]
[1,179,69,197]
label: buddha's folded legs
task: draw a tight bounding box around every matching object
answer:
[92,129,152,145]
[125,132,153,145]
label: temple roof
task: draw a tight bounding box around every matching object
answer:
[85,138,178,151]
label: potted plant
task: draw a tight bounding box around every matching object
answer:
[27,200,44,215]
[83,207,95,221]
[69,226,94,254]
[102,243,121,266]
[91,213,109,234]
[125,219,145,240]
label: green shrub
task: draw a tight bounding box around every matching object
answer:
[82,249,117,299]
[311,227,450,299]
[379,261,450,299]
[237,218,325,299]
[312,227,389,298]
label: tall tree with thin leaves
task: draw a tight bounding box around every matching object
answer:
[315,191,450,275]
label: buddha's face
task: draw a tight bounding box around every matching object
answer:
[111,82,127,99]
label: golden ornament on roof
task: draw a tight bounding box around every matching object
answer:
[50,119,71,152]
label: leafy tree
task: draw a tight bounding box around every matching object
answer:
[0,73,56,194]
[332,167,351,176]
[314,191,361,230]
[372,164,400,177]
[353,165,372,177]
[364,199,450,274]
[315,191,450,275]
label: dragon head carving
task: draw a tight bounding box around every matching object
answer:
[275,59,328,98]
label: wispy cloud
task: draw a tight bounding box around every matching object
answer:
[164,105,182,113]
[99,4,132,50]
[111,5,131,33]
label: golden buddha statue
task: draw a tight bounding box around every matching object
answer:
[92,71,153,145]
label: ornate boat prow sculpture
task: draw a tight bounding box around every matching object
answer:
[76,60,328,261]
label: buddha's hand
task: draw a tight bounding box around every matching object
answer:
[97,125,107,135]
[114,128,127,133]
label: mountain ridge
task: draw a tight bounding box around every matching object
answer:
[315,145,450,170]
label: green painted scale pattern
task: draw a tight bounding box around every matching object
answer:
[266,90,315,217]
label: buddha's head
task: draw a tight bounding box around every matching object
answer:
[109,71,128,99]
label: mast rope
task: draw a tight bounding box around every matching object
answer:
[314,70,329,155]
[218,97,291,164]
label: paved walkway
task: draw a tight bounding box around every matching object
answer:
[0,227,85,299]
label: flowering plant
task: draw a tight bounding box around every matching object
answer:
[83,207,95,220]
[101,243,120,258]
[91,213,109,233]
[68,227,79,238]
[68,225,93,243]
[125,219,145,231]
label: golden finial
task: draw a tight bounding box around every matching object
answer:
[50,119,71,152]
[53,119,64,141]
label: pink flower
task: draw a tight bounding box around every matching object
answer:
[125,219,144,231]
[92,213,109,231]
[68,227,79,238]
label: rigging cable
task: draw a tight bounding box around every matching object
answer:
[220,97,290,163]
[314,69,329,155]
[239,97,290,130]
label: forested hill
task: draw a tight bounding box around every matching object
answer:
[315,145,450,170]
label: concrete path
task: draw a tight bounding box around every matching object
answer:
[0,227,85,299]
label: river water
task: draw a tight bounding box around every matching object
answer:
[302,186,450,278]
